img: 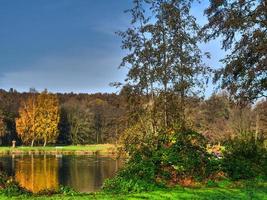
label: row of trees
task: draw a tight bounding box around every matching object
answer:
[0,88,266,146]
[192,93,267,142]
[58,96,125,145]
[0,89,126,146]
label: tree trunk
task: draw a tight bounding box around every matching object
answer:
[255,113,259,143]
[179,37,186,131]
[115,124,118,145]
[180,87,186,131]
[31,139,35,147]
[43,139,47,147]
[162,28,168,128]
[164,87,168,128]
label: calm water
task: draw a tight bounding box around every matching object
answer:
[0,154,123,193]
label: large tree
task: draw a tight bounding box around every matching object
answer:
[117,0,157,129]
[36,92,60,146]
[0,89,20,145]
[61,98,94,145]
[118,0,209,129]
[204,0,267,102]
[16,92,60,146]
[16,95,38,146]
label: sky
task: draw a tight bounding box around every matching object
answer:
[0,0,225,95]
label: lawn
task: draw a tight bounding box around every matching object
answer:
[0,186,266,200]
[0,144,116,155]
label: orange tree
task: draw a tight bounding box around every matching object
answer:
[16,91,60,146]
[16,95,38,146]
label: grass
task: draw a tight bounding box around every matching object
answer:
[0,185,266,200]
[0,144,116,155]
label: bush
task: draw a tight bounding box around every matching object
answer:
[58,186,78,196]
[206,180,218,187]
[103,176,158,193]
[0,172,30,196]
[103,150,161,193]
[1,179,30,196]
[104,127,220,192]
[222,138,267,180]
[159,130,219,182]
[0,172,8,188]
[1,182,26,196]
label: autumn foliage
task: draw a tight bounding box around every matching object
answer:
[16,92,59,146]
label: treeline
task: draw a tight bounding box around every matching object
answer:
[0,89,126,146]
[190,93,267,143]
[0,88,266,146]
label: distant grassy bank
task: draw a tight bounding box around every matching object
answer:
[0,185,266,200]
[0,144,117,155]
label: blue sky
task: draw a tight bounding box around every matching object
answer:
[0,0,225,95]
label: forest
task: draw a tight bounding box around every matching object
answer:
[0,88,266,147]
[0,89,126,146]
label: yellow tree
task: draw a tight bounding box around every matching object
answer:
[16,92,60,147]
[36,91,60,146]
[16,96,37,146]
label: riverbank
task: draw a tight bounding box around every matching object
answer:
[0,144,117,155]
[0,184,266,200]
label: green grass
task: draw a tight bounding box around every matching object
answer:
[0,144,116,155]
[0,186,266,200]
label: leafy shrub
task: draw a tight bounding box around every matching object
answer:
[58,186,78,196]
[0,172,81,197]
[0,172,34,197]
[103,176,158,193]
[104,125,220,192]
[206,180,218,187]
[0,172,8,187]
[222,138,267,180]
[159,130,219,182]
[103,151,161,193]
[0,177,30,197]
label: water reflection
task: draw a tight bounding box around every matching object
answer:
[15,155,59,193]
[0,154,122,193]
[59,156,121,192]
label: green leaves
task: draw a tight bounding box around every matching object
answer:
[222,138,267,180]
